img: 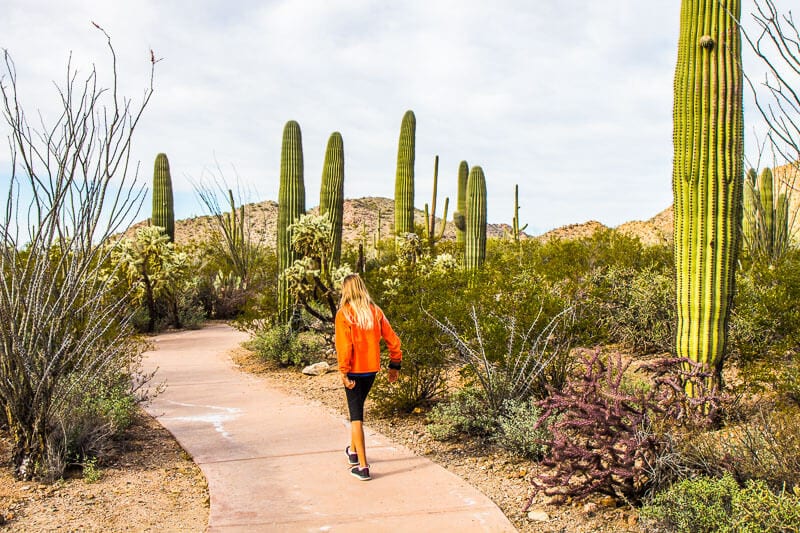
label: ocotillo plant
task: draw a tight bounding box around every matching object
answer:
[278,120,306,322]
[743,167,791,262]
[152,153,175,242]
[394,110,416,235]
[423,155,449,252]
[465,166,487,272]
[453,161,469,244]
[319,132,345,267]
[673,0,743,396]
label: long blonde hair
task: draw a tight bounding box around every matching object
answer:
[339,274,375,330]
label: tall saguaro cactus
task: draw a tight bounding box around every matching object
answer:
[319,132,345,267]
[453,160,469,244]
[673,0,743,395]
[465,166,487,271]
[743,167,791,262]
[394,110,416,235]
[423,155,449,251]
[152,153,175,242]
[278,120,306,322]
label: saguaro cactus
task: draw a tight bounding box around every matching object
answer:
[510,184,527,242]
[394,110,416,235]
[319,132,345,267]
[743,167,791,261]
[152,153,175,242]
[423,155,449,251]
[673,0,743,395]
[278,120,306,321]
[453,160,469,244]
[465,166,487,271]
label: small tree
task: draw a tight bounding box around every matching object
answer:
[0,27,155,479]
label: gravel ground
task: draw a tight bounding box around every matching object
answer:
[0,413,208,532]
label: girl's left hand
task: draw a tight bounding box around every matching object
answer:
[342,374,355,389]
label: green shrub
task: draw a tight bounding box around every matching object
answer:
[586,264,675,353]
[640,473,800,533]
[496,398,551,459]
[730,250,800,365]
[371,361,447,416]
[247,323,319,367]
[426,386,498,440]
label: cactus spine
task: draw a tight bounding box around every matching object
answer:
[423,155,449,251]
[743,167,790,261]
[394,110,416,235]
[278,120,306,322]
[454,161,469,244]
[319,132,345,267]
[673,0,743,395]
[465,166,487,271]
[152,153,175,242]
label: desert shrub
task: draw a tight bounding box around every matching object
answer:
[730,250,800,365]
[640,473,800,533]
[431,305,576,408]
[496,398,551,459]
[365,258,461,413]
[586,264,675,353]
[531,349,665,503]
[426,386,499,440]
[681,407,800,492]
[247,323,319,367]
[371,358,448,416]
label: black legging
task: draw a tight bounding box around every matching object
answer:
[345,374,376,421]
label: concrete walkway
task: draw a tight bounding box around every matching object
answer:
[142,323,516,532]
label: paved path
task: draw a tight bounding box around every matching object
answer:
[142,323,516,532]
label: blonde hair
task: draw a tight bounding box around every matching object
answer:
[339,274,375,330]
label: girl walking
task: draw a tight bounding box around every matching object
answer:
[335,274,402,480]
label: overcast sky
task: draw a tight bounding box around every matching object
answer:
[0,1,790,235]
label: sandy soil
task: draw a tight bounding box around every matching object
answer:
[0,413,208,532]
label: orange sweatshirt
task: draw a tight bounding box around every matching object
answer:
[335,303,402,375]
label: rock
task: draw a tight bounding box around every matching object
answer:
[527,510,550,522]
[583,502,598,516]
[301,362,330,376]
[599,495,617,508]
[545,494,568,506]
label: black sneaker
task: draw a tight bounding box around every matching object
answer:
[345,446,359,466]
[350,465,371,480]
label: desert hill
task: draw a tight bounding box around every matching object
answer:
[143,197,516,246]
[128,196,676,247]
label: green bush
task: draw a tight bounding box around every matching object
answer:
[496,398,551,459]
[640,473,800,533]
[730,250,800,365]
[426,386,499,440]
[586,264,675,353]
[247,323,319,367]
